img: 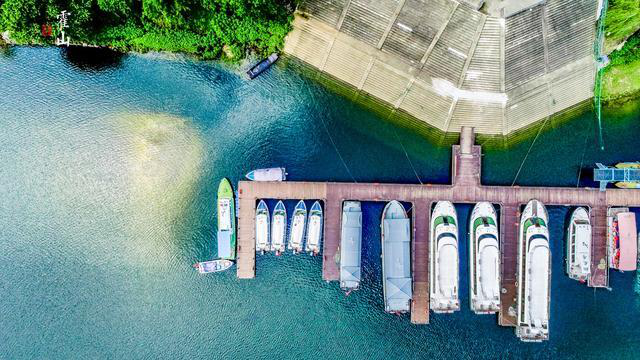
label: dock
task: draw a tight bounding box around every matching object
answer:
[236,126,640,325]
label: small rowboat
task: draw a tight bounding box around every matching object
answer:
[247,53,279,79]
[194,259,234,273]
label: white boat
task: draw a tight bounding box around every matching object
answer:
[255,200,270,254]
[194,259,234,273]
[516,199,550,342]
[288,200,307,254]
[430,201,460,313]
[469,202,500,314]
[305,201,323,255]
[271,200,287,255]
[340,201,362,291]
[246,167,286,181]
[381,200,412,313]
[566,207,591,282]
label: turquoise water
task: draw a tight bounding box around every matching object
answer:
[1,47,639,359]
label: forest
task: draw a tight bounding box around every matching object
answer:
[0,0,297,59]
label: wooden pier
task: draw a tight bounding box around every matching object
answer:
[236,127,640,325]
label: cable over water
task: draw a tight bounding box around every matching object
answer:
[306,84,357,183]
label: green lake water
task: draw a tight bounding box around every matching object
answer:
[1,46,639,359]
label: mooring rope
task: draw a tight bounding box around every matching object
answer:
[387,111,424,185]
[306,84,357,183]
[511,116,550,186]
[576,112,594,187]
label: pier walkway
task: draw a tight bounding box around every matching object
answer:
[236,127,640,325]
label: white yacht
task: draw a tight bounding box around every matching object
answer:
[469,202,500,314]
[255,200,270,254]
[270,200,287,255]
[288,200,307,254]
[516,199,550,342]
[566,207,591,282]
[305,201,323,255]
[430,201,460,313]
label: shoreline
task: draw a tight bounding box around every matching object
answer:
[2,42,636,141]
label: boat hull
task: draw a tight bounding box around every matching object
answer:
[247,53,279,79]
[469,202,500,314]
[246,167,286,181]
[615,162,640,188]
[516,200,550,342]
[305,201,323,255]
[430,201,460,313]
[340,201,362,291]
[217,178,236,260]
[566,207,591,282]
[196,259,234,273]
[381,200,412,313]
[255,200,270,253]
[271,201,287,254]
[288,200,307,254]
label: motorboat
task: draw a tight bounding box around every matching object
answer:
[246,167,286,181]
[255,200,270,254]
[516,200,550,342]
[305,201,323,255]
[430,201,460,313]
[288,200,307,254]
[271,200,287,255]
[566,207,591,282]
[469,202,500,314]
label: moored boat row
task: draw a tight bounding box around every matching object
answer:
[254,200,324,256]
[203,175,624,342]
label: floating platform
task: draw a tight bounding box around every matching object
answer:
[236,127,640,325]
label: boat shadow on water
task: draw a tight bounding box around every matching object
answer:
[61,46,125,72]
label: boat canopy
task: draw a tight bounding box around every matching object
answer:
[618,212,638,271]
[340,223,362,288]
[438,241,458,297]
[217,230,232,259]
[575,224,591,270]
[218,198,232,230]
[479,243,499,298]
[528,241,550,326]
[383,218,412,311]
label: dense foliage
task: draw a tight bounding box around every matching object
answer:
[0,0,297,59]
[605,0,640,45]
[609,31,640,66]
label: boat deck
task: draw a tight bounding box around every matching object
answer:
[236,127,640,325]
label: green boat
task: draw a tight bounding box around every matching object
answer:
[217,178,236,260]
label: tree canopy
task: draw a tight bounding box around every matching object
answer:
[0,0,297,59]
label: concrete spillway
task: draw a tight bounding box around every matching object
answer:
[284,0,600,135]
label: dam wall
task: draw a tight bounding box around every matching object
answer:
[284,0,598,135]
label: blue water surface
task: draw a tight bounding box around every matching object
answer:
[0,47,639,359]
